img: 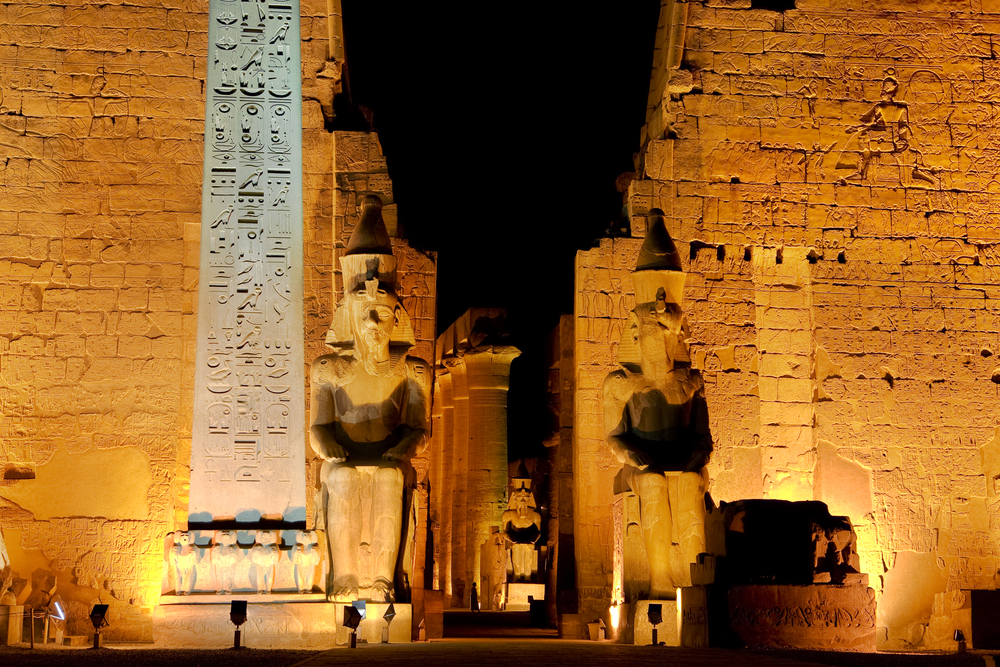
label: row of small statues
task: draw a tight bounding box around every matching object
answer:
[169,529,321,596]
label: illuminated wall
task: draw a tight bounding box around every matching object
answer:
[0,0,435,640]
[574,0,1000,648]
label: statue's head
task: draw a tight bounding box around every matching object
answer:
[255,530,277,546]
[630,295,688,380]
[617,210,690,378]
[327,195,415,364]
[346,278,400,373]
[214,530,236,546]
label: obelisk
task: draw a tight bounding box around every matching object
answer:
[189,0,305,524]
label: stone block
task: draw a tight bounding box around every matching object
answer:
[0,606,23,645]
[506,583,545,611]
[152,602,338,648]
[634,599,678,646]
[680,586,709,648]
[332,602,411,645]
[728,584,876,650]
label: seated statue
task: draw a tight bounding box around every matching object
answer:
[310,196,430,602]
[604,211,712,599]
[502,477,541,582]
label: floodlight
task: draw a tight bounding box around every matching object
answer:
[648,603,663,646]
[343,605,363,630]
[90,604,109,630]
[382,603,396,644]
[344,605,363,648]
[352,600,366,620]
[89,604,109,649]
[647,603,662,626]
[954,629,966,652]
[230,600,248,626]
[230,600,247,649]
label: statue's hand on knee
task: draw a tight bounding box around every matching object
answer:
[321,442,348,463]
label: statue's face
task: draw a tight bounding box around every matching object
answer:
[349,281,399,368]
[631,300,685,380]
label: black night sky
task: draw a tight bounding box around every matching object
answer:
[338,3,661,457]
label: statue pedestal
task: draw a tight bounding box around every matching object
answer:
[728,584,875,650]
[0,606,22,645]
[331,602,411,644]
[633,600,679,646]
[505,583,545,611]
[152,602,338,648]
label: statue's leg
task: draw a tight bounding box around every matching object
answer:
[635,471,674,598]
[371,464,404,601]
[326,465,361,600]
[673,470,708,588]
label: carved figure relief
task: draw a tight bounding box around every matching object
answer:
[292,530,322,593]
[171,531,198,595]
[211,530,241,594]
[835,70,940,187]
[250,530,280,593]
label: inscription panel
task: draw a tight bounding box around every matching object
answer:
[190,0,305,522]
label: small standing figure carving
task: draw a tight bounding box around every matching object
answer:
[211,530,241,594]
[171,531,198,595]
[250,530,280,594]
[292,530,322,594]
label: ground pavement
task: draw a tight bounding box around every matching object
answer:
[0,638,994,667]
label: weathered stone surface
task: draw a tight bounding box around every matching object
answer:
[728,584,876,650]
[152,602,339,648]
[0,606,23,646]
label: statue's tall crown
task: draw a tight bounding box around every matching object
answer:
[340,195,397,293]
[632,209,685,306]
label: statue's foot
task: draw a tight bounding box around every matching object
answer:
[332,575,359,602]
[371,577,395,603]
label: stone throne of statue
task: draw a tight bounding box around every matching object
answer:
[604,210,713,644]
[310,195,431,604]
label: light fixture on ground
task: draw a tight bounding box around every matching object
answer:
[647,603,662,646]
[382,603,396,643]
[89,604,109,649]
[344,602,364,648]
[230,601,247,649]
[954,629,966,652]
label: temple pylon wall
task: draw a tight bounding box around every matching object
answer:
[572,0,1000,648]
[0,0,436,641]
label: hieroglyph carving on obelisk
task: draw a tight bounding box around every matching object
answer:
[189,0,305,522]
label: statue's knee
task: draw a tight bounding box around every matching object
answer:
[326,465,358,489]
[678,471,707,496]
[375,465,404,489]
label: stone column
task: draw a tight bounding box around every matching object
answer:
[433,371,454,594]
[446,358,470,606]
[463,347,520,607]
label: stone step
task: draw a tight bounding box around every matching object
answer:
[63,635,89,647]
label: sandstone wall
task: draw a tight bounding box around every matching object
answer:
[576,0,1000,648]
[0,0,435,641]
